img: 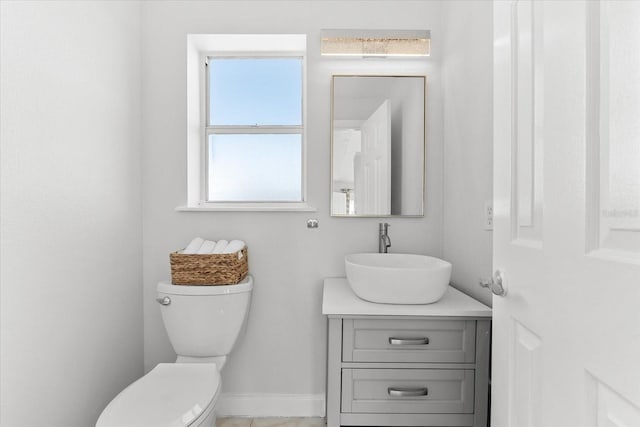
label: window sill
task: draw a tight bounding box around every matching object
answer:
[175,202,317,212]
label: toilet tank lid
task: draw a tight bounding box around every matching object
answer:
[158,275,253,296]
[96,363,220,427]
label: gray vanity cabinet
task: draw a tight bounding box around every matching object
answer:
[323,279,491,427]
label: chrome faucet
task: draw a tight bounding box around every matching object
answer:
[379,223,391,253]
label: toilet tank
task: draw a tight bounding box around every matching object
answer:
[156,276,252,358]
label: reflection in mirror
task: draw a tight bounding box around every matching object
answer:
[331,75,425,217]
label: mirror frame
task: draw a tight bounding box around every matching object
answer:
[330,74,427,218]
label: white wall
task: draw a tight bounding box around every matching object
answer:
[442,0,494,306]
[0,2,143,426]
[141,0,444,415]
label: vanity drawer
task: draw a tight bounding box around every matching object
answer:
[342,319,476,363]
[341,368,475,414]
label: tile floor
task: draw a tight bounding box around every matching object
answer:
[217,418,326,427]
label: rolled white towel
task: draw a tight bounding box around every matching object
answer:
[222,240,245,254]
[197,240,216,254]
[183,237,204,254]
[211,240,229,254]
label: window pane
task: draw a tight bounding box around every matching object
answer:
[209,58,302,126]
[208,134,302,201]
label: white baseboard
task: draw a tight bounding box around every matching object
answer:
[216,393,326,418]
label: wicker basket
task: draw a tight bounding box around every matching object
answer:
[170,246,248,285]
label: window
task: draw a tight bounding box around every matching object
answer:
[206,57,303,202]
[182,34,312,211]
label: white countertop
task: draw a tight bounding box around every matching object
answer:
[322,278,492,318]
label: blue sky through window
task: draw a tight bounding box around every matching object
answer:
[209,58,302,126]
[207,57,304,202]
[208,134,302,201]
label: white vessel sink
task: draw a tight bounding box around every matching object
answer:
[345,253,452,304]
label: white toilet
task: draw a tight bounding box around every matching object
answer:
[96,276,253,427]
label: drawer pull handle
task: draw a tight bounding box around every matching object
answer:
[388,337,429,345]
[388,387,429,397]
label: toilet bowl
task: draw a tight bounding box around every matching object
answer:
[96,276,253,427]
[96,363,220,427]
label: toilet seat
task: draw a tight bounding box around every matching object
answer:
[96,363,220,427]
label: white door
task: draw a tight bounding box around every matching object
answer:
[354,100,391,215]
[492,1,640,426]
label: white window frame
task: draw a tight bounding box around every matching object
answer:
[179,34,314,212]
[205,54,305,203]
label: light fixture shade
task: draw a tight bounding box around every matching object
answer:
[321,29,430,57]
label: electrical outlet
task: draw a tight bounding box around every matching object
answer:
[484,202,493,230]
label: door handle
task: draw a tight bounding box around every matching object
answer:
[388,387,428,397]
[479,270,507,296]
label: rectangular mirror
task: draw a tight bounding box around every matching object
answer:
[331,75,426,217]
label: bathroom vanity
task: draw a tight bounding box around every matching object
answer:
[323,278,491,427]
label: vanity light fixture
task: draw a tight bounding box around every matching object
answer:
[320,29,430,57]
